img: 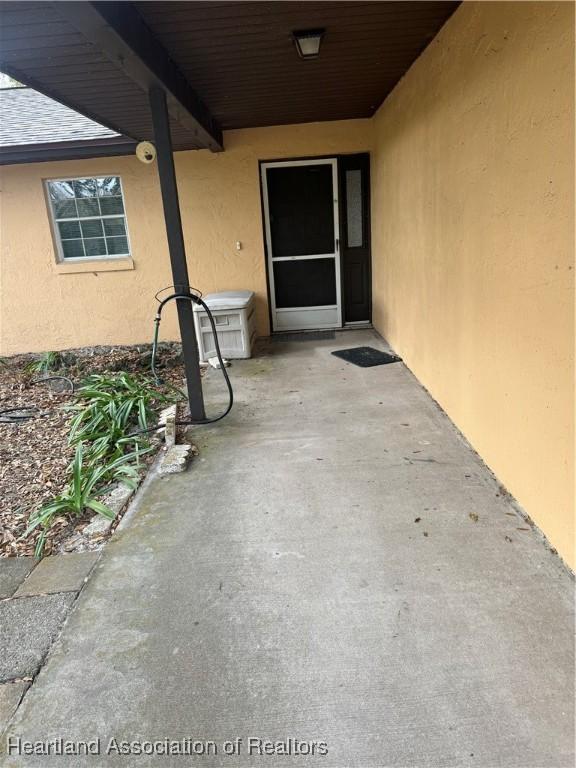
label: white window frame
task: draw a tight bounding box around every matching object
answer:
[45,174,132,263]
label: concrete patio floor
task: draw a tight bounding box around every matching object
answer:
[1,329,574,767]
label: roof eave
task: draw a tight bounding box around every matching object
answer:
[0,137,138,166]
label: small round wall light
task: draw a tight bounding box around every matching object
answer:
[292,29,325,60]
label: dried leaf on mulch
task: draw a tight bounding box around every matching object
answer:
[0,344,186,558]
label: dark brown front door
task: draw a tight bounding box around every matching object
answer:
[339,154,371,324]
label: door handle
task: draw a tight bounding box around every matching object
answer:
[335,238,340,252]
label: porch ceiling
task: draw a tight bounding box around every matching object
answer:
[0,1,460,152]
[134,1,460,130]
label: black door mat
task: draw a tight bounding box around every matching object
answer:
[273,331,336,342]
[331,346,402,367]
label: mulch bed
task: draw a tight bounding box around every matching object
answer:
[0,344,186,558]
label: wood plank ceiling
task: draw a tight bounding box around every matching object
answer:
[0,1,211,150]
[0,1,460,150]
[135,1,460,130]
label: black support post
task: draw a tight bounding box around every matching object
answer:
[149,86,205,420]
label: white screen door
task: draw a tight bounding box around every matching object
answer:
[261,159,342,331]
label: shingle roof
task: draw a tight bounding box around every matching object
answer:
[0,87,122,147]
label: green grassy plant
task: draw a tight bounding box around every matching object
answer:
[25,372,175,556]
[25,351,66,374]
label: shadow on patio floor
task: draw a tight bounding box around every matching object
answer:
[2,329,574,767]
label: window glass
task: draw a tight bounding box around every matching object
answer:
[84,238,107,257]
[46,176,130,260]
[99,196,124,216]
[49,180,75,200]
[346,169,363,248]
[73,179,97,198]
[54,199,77,219]
[80,220,104,238]
[77,199,100,218]
[57,221,81,239]
[61,240,85,259]
[98,177,121,196]
[106,236,129,255]
[103,217,126,237]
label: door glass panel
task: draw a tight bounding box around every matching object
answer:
[346,169,363,248]
[273,259,336,308]
[267,165,334,257]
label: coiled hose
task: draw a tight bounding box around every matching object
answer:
[147,290,233,429]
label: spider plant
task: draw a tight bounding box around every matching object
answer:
[25,350,65,374]
[25,371,176,556]
[26,443,140,557]
[68,372,172,444]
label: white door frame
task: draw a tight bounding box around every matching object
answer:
[261,158,342,332]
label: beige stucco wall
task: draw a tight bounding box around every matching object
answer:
[0,1,573,568]
[371,1,575,567]
[0,118,373,355]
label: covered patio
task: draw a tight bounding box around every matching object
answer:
[0,1,574,764]
[0,0,461,417]
[2,330,574,766]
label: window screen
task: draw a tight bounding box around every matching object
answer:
[47,176,130,260]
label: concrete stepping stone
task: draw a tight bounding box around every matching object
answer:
[159,444,193,474]
[0,594,75,682]
[13,553,99,597]
[0,681,29,734]
[0,558,36,599]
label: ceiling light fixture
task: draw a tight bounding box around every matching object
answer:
[292,29,325,60]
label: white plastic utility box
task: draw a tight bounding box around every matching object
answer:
[193,290,256,362]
